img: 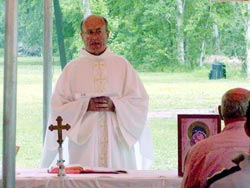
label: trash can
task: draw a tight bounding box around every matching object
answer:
[209,61,226,79]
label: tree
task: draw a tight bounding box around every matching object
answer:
[213,18,220,54]
[106,0,178,70]
[177,0,185,64]
[182,0,213,67]
[82,0,91,18]
[199,2,212,67]
[18,0,43,54]
[2,0,249,74]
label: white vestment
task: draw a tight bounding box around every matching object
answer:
[41,48,153,170]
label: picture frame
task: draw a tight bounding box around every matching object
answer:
[177,114,221,177]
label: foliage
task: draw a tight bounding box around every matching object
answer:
[18,0,43,52]
[0,0,4,48]
[1,0,250,72]
[60,0,83,60]
[213,3,246,58]
[183,0,213,66]
[106,0,178,70]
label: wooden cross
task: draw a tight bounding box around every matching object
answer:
[48,116,71,146]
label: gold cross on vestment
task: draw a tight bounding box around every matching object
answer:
[93,61,107,93]
[48,116,71,146]
[93,61,105,70]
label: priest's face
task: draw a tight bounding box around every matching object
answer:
[81,15,109,55]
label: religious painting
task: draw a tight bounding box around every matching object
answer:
[177,114,221,177]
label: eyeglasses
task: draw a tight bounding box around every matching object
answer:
[84,28,106,36]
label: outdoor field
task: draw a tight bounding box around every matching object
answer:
[0,57,249,170]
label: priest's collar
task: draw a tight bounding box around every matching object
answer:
[80,47,111,60]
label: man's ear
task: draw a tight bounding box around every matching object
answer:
[245,101,250,137]
[245,122,250,137]
[106,30,110,39]
[80,32,84,40]
[218,105,223,120]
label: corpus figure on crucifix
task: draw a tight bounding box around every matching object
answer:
[48,116,71,176]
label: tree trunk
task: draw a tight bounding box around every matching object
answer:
[199,41,205,67]
[82,0,91,18]
[177,0,185,64]
[53,0,67,70]
[213,18,220,54]
[199,3,211,67]
[246,2,250,78]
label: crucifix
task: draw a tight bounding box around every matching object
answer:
[49,116,71,176]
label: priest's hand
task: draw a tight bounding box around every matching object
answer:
[87,96,115,112]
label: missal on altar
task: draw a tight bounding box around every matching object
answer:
[74,92,119,99]
[48,165,127,174]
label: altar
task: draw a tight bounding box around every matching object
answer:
[0,168,182,188]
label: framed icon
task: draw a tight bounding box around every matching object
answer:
[178,114,221,176]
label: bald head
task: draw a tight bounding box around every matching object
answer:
[220,88,250,119]
[80,15,108,33]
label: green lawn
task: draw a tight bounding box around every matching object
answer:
[0,60,249,169]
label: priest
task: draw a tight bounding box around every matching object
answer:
[41,15,153,170]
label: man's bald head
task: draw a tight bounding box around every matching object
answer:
[80,15,108,33]
[220,88,250,119]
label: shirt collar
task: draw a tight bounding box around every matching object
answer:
[79,47,111,60]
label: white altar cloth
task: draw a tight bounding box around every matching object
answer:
[0,168,182,188]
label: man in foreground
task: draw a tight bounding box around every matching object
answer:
[206,101,250,188]
[181,88,250,188]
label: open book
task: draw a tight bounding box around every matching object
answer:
[75,93,119,99]
[48,165,127,174]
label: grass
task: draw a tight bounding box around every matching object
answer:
[0,58,249,169]
[150,118,178,170]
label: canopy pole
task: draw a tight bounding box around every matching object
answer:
[43,0,53,141]
[2,0,18,187]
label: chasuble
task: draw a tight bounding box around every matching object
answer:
[41,48,153,170]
